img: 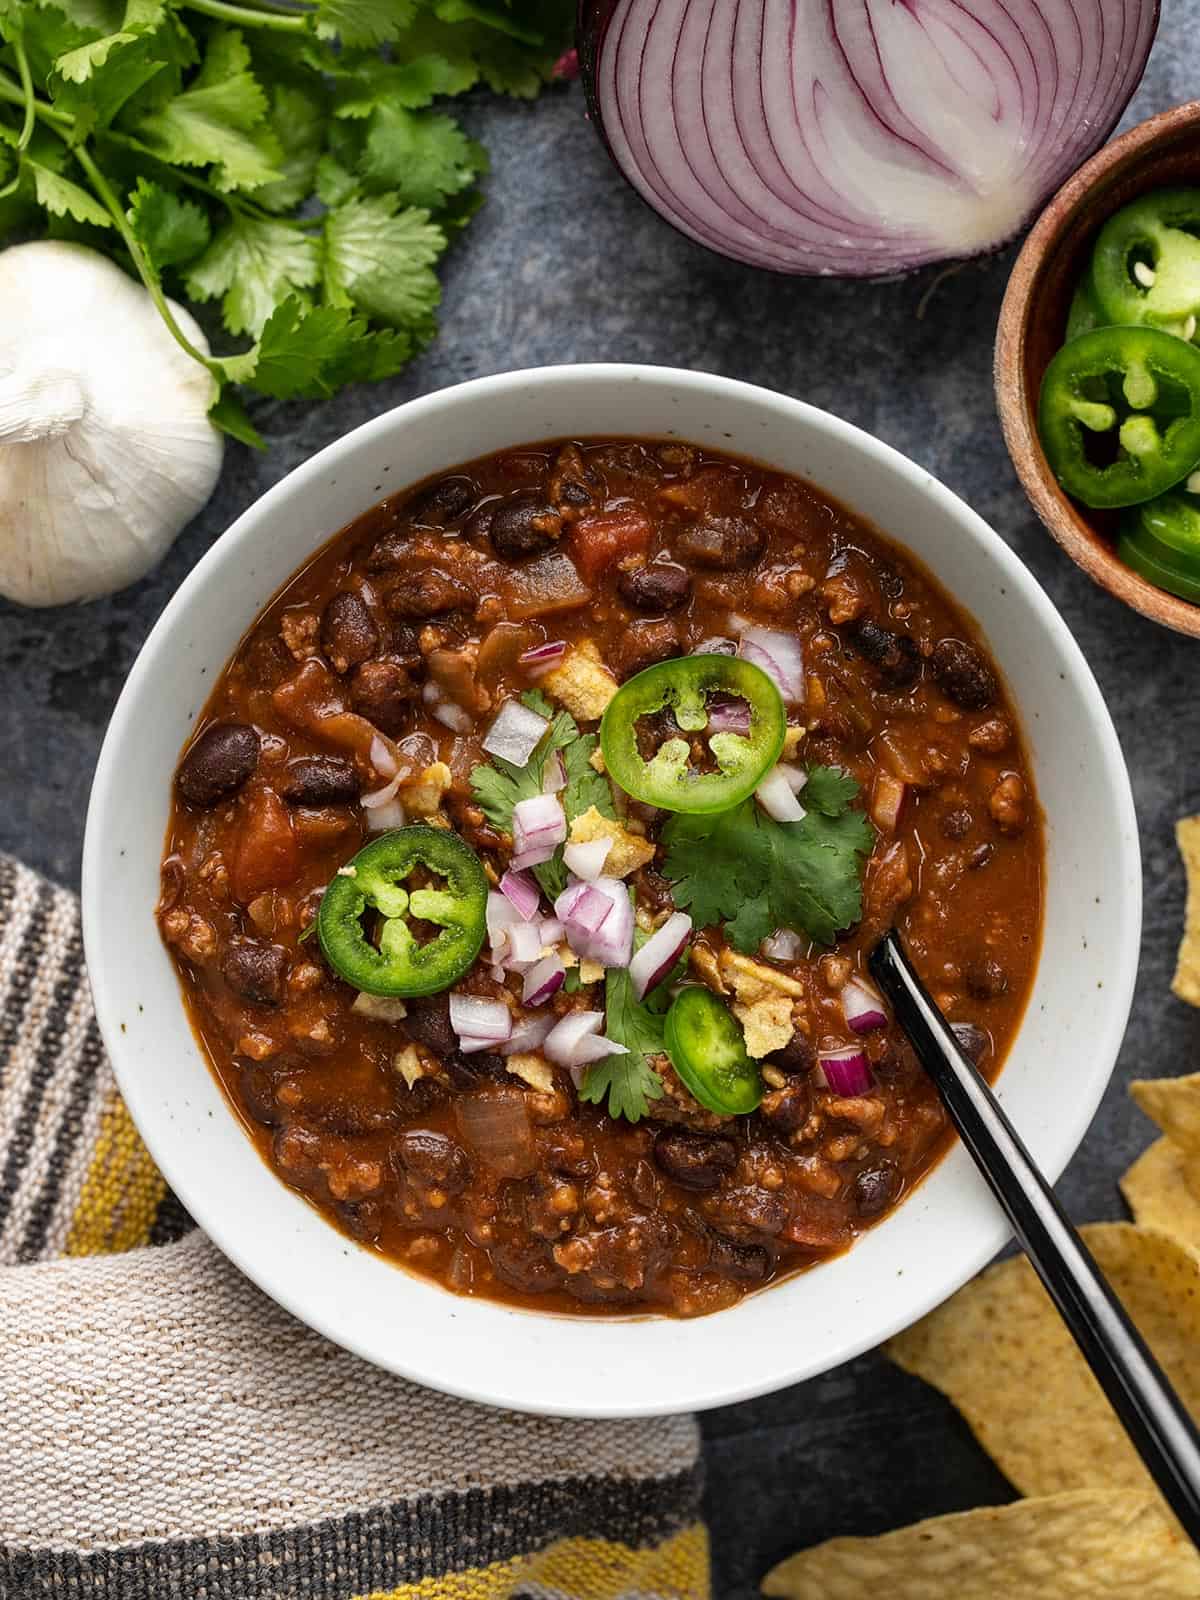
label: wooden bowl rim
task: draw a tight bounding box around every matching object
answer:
[995,100,1200,639]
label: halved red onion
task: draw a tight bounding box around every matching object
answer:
[756,765,807,824]
[505,921,545,968]
[762,927,803,963]
[518,639,567,676]
[544,1010,628,1069]
[512,792,567,867]
[500,1010,557,1055]
[499,869,541,921]
[542,750,567,794]
[629,911,691,1001]
[434,702,473,734]
[580,0,1157,278]
[739,629,805,705]
[816,1047,873,1097]
[522,953,566,1006]
[705,694,751,736]
[841,979,888,1036]
[449,993,512,1047]
[365,796,407,833]
[482,698,549,767]
[563,837,612,882]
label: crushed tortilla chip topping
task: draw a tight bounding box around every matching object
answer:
[505,1053,555,1094]
[568,805,655,878]
[734,995,794,1058]
[720,949,805,1001]
[393,1045,431,1090]
[401,761,452,817]
[540,640,618,722]
[761,1490,1200,1600]
[1173,817,1200,1007]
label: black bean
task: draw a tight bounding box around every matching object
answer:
[615,619,682,680]
[221,937,288,1006]
[767,1033,816,1077]
[402,994,457,1059]
[652,1130,737,1191]
[931,638,997,710]
[675,514,765,570]
[474,492,563,560]
[853,1162,900,1218]
[940,808,973,840]
[366,530,410,572]
[177,722,259,807]
[239,1064,280,1126]
[320,591,379,675]
[965,959,1008,1000]
[851,619,921,689]
[758,1081,811,1136]
[386,567,473,619]
[405,475,478,526]
[392,1128,472,1193]
[280,756,360,807]
[618,561,692,613]
[446,1051,509,1089]
[951,1022,990,1064]
[350,657,419,736]
[707,1231,772,1283]
[968,843,994,870]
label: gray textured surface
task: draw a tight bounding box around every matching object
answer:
[4,13,1200,1596]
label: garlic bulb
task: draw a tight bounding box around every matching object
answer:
[0,240,224,607]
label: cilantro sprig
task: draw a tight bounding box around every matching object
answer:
[578,964,667,1123]
[0,0,571,444]
[662,765,875,953]
[470,689,615,899]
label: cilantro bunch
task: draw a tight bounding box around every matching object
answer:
[0,0,571,445]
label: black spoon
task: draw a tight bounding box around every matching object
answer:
[869,930,1200,1542]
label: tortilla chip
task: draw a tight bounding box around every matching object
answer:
[1121,1138,1200,1254]
[401,761,452,817]
[568,806,655,878]
[720,949,805,1001]
[760,1490,1200,1599]
[1173,817,1200,1007]
[887,1223,1200,1502]
[540,641,618,722]
[734,996,794,1058]
[505,1053,555,1094]
[1132,1073,1200,1156]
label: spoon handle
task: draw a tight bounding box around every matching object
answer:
[869,931,1200,1542]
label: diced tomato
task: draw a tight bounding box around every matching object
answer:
[568,508,652,584]
[233,787,299,902]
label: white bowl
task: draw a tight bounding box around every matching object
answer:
[83,365,1141,1419]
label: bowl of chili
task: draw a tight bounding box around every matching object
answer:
[997,100,1200,636]
[83,365,1140,1417]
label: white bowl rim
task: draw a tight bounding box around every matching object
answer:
[83,362,1142,1418]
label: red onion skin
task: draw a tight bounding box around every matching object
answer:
[578,0,1160,279]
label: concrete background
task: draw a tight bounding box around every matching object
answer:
[3,8,1198,1593]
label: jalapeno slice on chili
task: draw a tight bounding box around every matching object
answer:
[664,987,762,1115]
[317,826,488,997]
[1090,189,1200,336]
[600,655,786,814]
[1037,326,1200,509]
[1118,488,1200,603]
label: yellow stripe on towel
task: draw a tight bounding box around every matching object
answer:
[65,1091,166,1257]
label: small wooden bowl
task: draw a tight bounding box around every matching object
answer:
[996,101,1200,638]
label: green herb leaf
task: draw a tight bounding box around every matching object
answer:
[219,296,399,401]
[322,191,443,331]
[314,0,417,49]
[186,212,320,337]
[26,158,112,227]
[359,103,485,210]
[662,767,875,951]
[254,81,326,213]
[208,387,265,450]
[127,174,209,268]
[579,964,666,1123]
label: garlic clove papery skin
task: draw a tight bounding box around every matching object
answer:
[0,240,224,607]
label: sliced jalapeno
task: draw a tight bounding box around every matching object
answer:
[664,986,763,1115]
[600,654,786,814]
[1118,486,1200,603]
[317,826,488,997]
[1090,189,1200,337]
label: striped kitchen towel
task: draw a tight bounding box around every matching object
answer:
[0,855,709,1600]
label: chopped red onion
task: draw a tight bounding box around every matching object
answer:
[554,876,634,967]
[842,979,888,1036]
[557,881,614,936]
[518,639,567,676]
[512,792,567,867]
[499,869,541,921]
[482,698,549,768]
[563,837,612,882]
[434,702,473,734]
[762,927,804,963]
[756,765,807,824]
[780,764,808,796]
[705,695,751,736]
[522,954,566,1007]
[369,734,400,779]
[421,682,440,706]
[449,993,512,1046]
[629,911,691,1001]
[544,1010,628,1070]
[500,1011,556,1056]
[871,772,908,835]
[365,796,407,833]
[542,750,567,794]
[739,629,806,705]
[816,1047,873,1097]
[538,915,564,946]
[361,771,403,809]
[505,921,545,968]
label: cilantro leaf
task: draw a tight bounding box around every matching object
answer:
[133,27,282,192]
[663,767,875,951]
[127,175,209,268]
[314,0,416,48]
[26,158,112,227]
[360,103,486,210]
[331,51,479,117]
[218,296,404,401]
[254,82,326,213]
[578,965,666,1123]
[52,0,161,84]
[470,690,614,900]
[322,191,443,331]
[186,212,320,336]
[208,386,265,451]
